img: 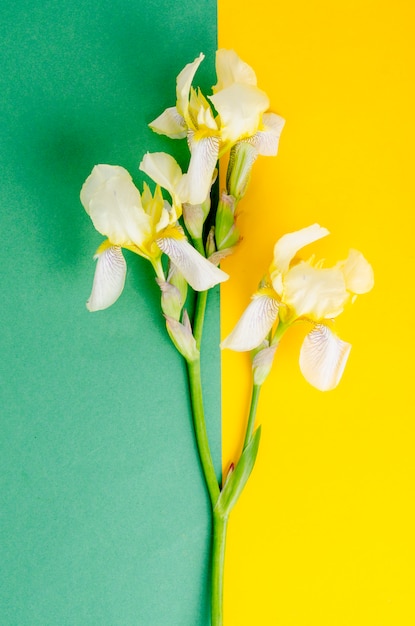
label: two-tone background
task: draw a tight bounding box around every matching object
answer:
[1,0,414,624]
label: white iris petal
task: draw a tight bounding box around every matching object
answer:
[214,49,258,92]
[157,237,228,291]
[299,324,351,391]
[176,53,205,120]
[209,83,269,144]
[179,133,220,204]
[80,164,151,248]
[250,113,286,156]
[272,223,330,277]
[338,249,375,294]
[221,294,280,352]
[149,106,187,139]
[87,245,127,312]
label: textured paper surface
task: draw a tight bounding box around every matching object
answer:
[220,1,415,625]
[0,2,219,624]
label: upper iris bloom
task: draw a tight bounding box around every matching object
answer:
[221,224,374,391]
[149,49,285,205]
[81,164,228,311]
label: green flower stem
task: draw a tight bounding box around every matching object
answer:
[191,236,208,351]
[211,511,228,626]
[186,357,220,507]
[193,290,208,350]
[243,383,262,449]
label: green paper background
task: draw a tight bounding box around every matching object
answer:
[0,1,219,624]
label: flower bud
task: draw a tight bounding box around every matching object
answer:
[157,280,183,321]
[252,342,278,385]
[167,262,188,310]
[226,142,258,202]
[215,192,240,251]
[165,311,199,362]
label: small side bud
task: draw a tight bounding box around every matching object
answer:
[222,462,235,489]
[252,342,278,385]
[215,191,240,251]
[205,226,217,258]
[165,314,199,362]
[167,262,188,310]
[157,279,183,321]
[226,142,258,202]
[182,203,206,240]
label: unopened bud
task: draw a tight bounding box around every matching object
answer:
[215,192,240,251]
[227,142,258,202]
[157,279,183,321]
[167,262,188,310]
[165,313,199,362]
[252,343,278,385]
[182,203,205,240]
[222,462,235,489]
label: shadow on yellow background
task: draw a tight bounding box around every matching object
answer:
[220,1,414,624]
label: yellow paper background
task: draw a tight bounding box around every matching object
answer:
[219,1,415,624]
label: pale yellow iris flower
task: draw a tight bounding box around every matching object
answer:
[149,49,285,205]
[81,164,228,311]
[221,224,374,391]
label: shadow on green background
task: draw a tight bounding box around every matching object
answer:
[0,1,219,624]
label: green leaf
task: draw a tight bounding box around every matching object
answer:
[215,426,262,518]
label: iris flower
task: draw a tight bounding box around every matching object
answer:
[149,49,285,205]
[221,224,374,391]
[81,164,228,311]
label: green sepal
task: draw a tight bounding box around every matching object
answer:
[214,426,262,518]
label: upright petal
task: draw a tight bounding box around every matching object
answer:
[139,152,184,203]
[178,133,220,205]
[213,49,258,92]
[221,293,279,352]
[337,249,375,295]
[176,53,204,121]
[209,83,269,144]
[299,324,351,391]
[271,224,329,278]
[80,165,152,248]
[87,244,127,312]
[157,236,228,291]
[148,106,187,139]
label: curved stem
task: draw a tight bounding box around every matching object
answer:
[243,383,262,449]
[186,358,220,507]
[211,512,228,626]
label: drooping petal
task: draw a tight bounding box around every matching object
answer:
[213,49,258,92]
[221,293,279,352]
[177,132,220,205]
[250,113,286,156]
[148,106,187,139]
[87,244,127,312]
[299,324,351,391]
[337,249,374,295]
[157,236,228,291]
[80,165,152,248]
[271,224,329,280]
[176,53,204,121]
[283,261,348,321]
[209,83,269,144]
